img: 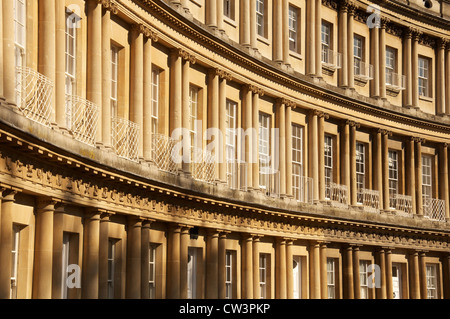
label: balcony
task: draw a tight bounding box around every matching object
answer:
[321,49,342,74]
[191,148,216,184]
[112,117,140,162]
[227,161,248,192]
[357,188,380,214]
[152,133,178,174]
[15,67,54,127]
[391,194,413,217]
[385,71,406,92]
[354,60,373,84]
[327,183,348,209]
[293,175,314,204]
[66,95,99,146]
[423,196,446,222]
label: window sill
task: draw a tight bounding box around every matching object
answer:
[223,16,237,28]
[257,35,270,46]
[289,51,303,60]
[419,95,434,102]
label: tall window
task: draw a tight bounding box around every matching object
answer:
[388,150,399,209]
[422,155,433,209]
[111,46,119,119]
[259,113,271,190]
[259,254,268,299]
[187,248,198,299]
[359,260,370,299]
[293,257,302,299]
[148,245,156,299]
[65,11,77,129]
[426,264,437,299]
[354,35,364,75]
[321,21,332,63]
[386,47,396,84]
[418,57,430,97]
[324,135,333,199]
[151,68,160,136]
[292,125,303,201]
[223,0,235,20]
[356,143,366,203]
[327,258,336,299]
[226,100,238,189]
[11,225,20,299]
[14,0,26,69]
[189,86,199,161]
[288,6,300,52]
[256,0,265,37]
[107,239,116,299]
[225,251,233,299]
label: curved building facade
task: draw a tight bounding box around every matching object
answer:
[0,0,449,299]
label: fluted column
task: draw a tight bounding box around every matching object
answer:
[83,210,101,299]
[379,19,388,99]
[252,236,261,299]
[130,25,144,160]
[407,137,417,214]
[344,245,354,299]
[373,130,384,210]
[338,1,348,87]
[381,130,391,211]
[437,38,447,114]
[341,121,350,205]
[311,242,321,299]
[0,190,18,299]
[440,144,450,220]
[286,240,294,299]
[320,243,328,299]
[126,217,142,299]
[415,138,424,216]
[352,246,360,299]
[286,103,293,197]
[206,230,219,299]
[167,225,181,299]
[33,198,58,299]
[276,238,287,299]
[218,232,228,299]
[242,235,254,299]
[315,0,322,77]
[403,28,413,108]
[306,0,316,75]
[386,248,393,299]
[309,111,319,202]
[99,212,113,299]
[412,30,420,108]
[419,252,427,299]
[347,5,355,89]
[180,226,191,299]
[277,100,286,197]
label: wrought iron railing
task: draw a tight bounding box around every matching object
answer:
[191,148,216,184]
[327,183,348,208]
[391,194,413,217]
[112,117,140,162]
[65,95,99,146]
[151,133,178,174]
[354,60,374,81]
[15,67,53,127]
[227,161,248,192]
[423,197,446,222]
[386,71,406,90]
[357,188,380,213]
[321,48,342,69]
[293,175,314,204]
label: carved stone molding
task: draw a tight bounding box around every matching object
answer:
[99,0,118,14]
[177,48,196,64]
[247,84,265,96]
[215,68,232,81]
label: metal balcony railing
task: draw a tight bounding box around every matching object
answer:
[227,161,248,192]
[112,117,140,162]
[423,196,446,222]
[191,148,216,184]
[321,49,342,69]
[327,183,348,209]
[391,194,413,217]
[260,170,280,198]
[357,188,380,214]
[66,95,99,146]
[15,67,53,127]
[151,133,178,174]
[293,175,314,204]
[385,71,406,91]
[354,60,374,81]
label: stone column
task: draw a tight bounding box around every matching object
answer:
[33,198,58,299]
[167,225,181,299]
[218,232,228,299]
[252,88,262,191]
[130,25,144,160]
[407,137,416,214]
[206,0,217,29]
[252,236,261,299]
[55,0,67,128]
[403,28,413,108]
[352,246,360,299]
[83,210,101,299]
[101,6,112,148]
[440,144,450,220]
[311,242,321,299]
[386,248,393,299]
[412,30,420,108]
[182,53,194,174]
[99,212,113,299]
[370,25,380,98]
[250,0,257,49]
[415,138,424,216]
[0,190,17,299]
[382,130,391,211]
[410,251,421,299]
[87,0,103,142]
[373,130,383,210]
[347,6,355,89]
[320,243,328,299]
[273,0,283,63]
[286,240,294,299]
[338,1,348,87]
[315,0,322,77]
[377,248,387,299]
[180,226,191,299]
[379,19,387,99]
[286,103,293,197]
[344,245,354,299]
[419,252,427,299]
[437,38,447,114]
[242,234,253,299]
[206,230,219,299]
[276,238,287,299]
[241,0,251,47]
[282,0,290,65]
[446,43,450,115]
[309,111,319,202]
[277,100,286,197]
[216,0,224,32]
[209,69,220,181]
[170,49,182,169]
[318,112,328,201]
[243,86,253,189]
[126,217,142,299]
[306,0,316,75]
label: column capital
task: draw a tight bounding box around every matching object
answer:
[0,188,20,201]
[378,128,393,137]
[438,37,449,49]
[36,197,63,211]
[277,98,297,108]
[314,110,330,119]
[411,136,426,144]
[131,23,159,42]
[411,28,423,41]
[176,48,196,64]
[443,142,450,149]
[99,0,119,14]
[246,84,265,96]
[84,208,103,220]
[380,17,390,29]
[214,68,233,81]
[345,120,360,128]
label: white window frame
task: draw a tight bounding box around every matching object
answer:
[259,113,271,190]
[418,57,429,97]
[321,21,332,63]
[327,258,336,299]
[259,254,267,299]
[226,100,238,189]
[426,264,437,299]
[225,251,233,299]
[111,46,119,119]
[385,47,396,85]
[324,135,333,199]
[256,0,265,37]
[148,244,156,299]
[151,67,160,136]
[223,0,235,20]
[292,124,303,201]
[422,155,433,205]
[14,0,26,69]
[11,225,21,299]
[388,150,399,209]
[189,86,199,162]
[107,239,116,299]
[353,35,364,76]
[356,142,365,204]
[288,6,299,53]
[359,260,370,299]
[65,11,77,129]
